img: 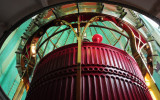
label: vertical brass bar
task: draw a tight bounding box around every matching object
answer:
[60,19,80,100]
[76,37,81,100]
[78,16,81,37]
[76,16,81,100]
[77,37,81,64]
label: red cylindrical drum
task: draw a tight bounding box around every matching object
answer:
[26,42,152,100]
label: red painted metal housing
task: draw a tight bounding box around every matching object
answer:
[26,42,152,100]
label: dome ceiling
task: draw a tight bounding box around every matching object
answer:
[0,0,160,39]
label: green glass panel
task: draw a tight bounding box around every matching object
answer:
[0,19,32,99]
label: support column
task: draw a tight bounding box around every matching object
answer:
[76,37,81,100]
[145,72,160,100]
[76,16,81,100]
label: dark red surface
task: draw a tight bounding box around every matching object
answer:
[26,42,152,100]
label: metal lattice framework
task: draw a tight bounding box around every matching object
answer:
[14,13,153,94]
